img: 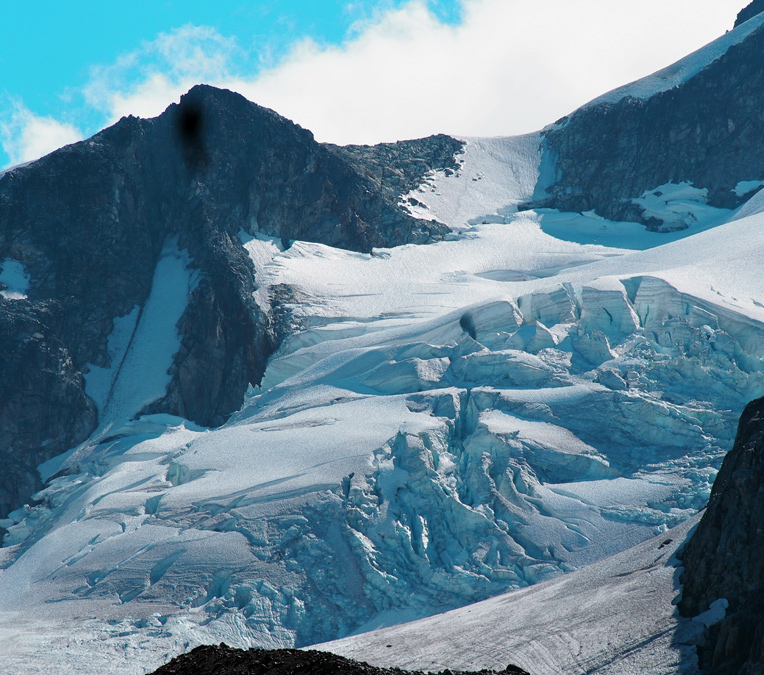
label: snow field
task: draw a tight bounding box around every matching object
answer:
[3,127,764,673]
[575,10,764,112]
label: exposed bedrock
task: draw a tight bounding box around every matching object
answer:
[328,134,465,206]
[529,17,764,226]
[680,396,764,674]
[736,0,764,28]
[0,84,460,518]
[0,302,97,518]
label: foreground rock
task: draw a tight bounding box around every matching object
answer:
[680,396,764,673]
[148,645,530,675]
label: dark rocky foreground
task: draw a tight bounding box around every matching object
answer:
[680,396,764,673]
[0,84,463,520]
[147,645,530,675]
[528,1,764,227]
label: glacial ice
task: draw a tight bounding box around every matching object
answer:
[5,130,764,674]
[4,261,762,672]
[580,279,640,337]
[321,516,703,675]
[517,283,577,326]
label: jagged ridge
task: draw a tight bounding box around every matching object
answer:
[0,85,460,518]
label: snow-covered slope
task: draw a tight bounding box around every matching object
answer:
[321,516,709,675]
[581,10,764,109]
[2,124,764,674]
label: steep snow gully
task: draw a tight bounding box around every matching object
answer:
[4,8,764,675]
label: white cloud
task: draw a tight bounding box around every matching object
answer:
[0,101,82,167]
[84,0,746,144]
[231,0,746,143]
[83,24,241,122]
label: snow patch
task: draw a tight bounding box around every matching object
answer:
[92,238,198,426]
[238,230,285,311]
[734,179,764,198]
[632,182,730,232]
[402,134,541,228]
[692,598,729,629]
[0,259,30,300]
[84,306,140,413]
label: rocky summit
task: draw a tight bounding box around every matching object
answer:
[0,85,462,520]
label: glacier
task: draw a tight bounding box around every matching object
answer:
[1,122,764,675]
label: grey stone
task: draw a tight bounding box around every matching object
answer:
[680,396,764,674]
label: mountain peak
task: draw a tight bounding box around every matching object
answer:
[0,84,458,518]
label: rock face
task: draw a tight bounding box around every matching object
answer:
[0,303,98,514]
[736,0,764,27]
[0,84,459,519]
[528,14,764,227]
[147,644,529,675]
[679,396,764,674]
[329,134,465,205]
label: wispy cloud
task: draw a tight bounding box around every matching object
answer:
[0,100,82,167]
[83,24,242,123]
[81,0,744,145]
[0,0,746,167]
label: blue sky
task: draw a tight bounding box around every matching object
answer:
[0,0,746,168]
[1,1,459,115]
[1,1,459,165]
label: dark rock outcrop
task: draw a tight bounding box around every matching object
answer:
[736,0,764,28]
[328,134,465,205]
[147,644,530,675]
[0,85,459,519]
[527,14,764,227]
[0,302,98,517]
[679,396,764,674]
